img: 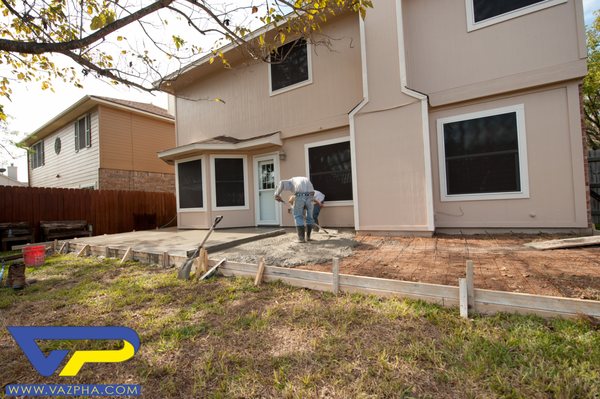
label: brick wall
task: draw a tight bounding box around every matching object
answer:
[98,168,175,193]
[579,84,593,228]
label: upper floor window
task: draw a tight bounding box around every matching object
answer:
[31,141,45,169]
[437,104,530,202]
[306,138,353,204]
[177,158,205,210]
[75,114,91,151]
[269,38,312,95]
[466,0,567,31]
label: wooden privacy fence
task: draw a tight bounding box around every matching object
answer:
[0,186,176,239]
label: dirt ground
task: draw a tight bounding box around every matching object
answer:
[215,230,600,300]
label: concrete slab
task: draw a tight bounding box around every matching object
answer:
[67,227,285,256]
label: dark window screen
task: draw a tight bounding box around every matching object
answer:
[215,158,245,207]
[178,159,203,209]
[270,39,309,92]
[443,112,521,195]
[308,141,353,202]
[473,0,547,22]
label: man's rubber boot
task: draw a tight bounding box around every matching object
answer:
[296,226,306,243]
[306,225,313,241]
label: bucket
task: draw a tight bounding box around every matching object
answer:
[22,245,46,267]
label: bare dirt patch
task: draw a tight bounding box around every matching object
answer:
[214,231,600,300]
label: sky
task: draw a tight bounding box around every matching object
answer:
[1,0,600,182]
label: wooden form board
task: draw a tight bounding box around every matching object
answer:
[212,260,600,319]
[525,235,600,250]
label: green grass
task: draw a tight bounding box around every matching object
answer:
[0,255,598,398]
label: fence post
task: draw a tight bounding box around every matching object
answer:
[459,278,468,319]
[332,258,340,295]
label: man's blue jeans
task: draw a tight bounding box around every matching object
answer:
[293,194,314,227]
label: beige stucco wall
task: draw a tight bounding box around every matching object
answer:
[403,0,586,106]
[430,82,588,229]
[99,106,175,174]
[174,13,362,145]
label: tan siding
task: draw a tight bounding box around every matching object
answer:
[430,82,588,228]
[175,13,362,145]
[30,110,100,188]
[99,105,174,174]
[404,0,586,105]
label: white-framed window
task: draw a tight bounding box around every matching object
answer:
[466,0,567,31]
[210,155,249,210]
[176,156,206,212]
[74,114,92,151]
[31,141,45,169]
[269,38,312,96]
[436,104,530,202]
[305,137,353,206]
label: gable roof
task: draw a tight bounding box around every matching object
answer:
[20,95,174,146]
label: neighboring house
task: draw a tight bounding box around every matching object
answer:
[21,96,175,192]
[0,164,26,187]
[158,0,590,234]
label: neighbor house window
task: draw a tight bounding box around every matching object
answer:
[306,138,353,203]
[269,38,311,94]
[31,141,45,169]
[466,0,566,31]
[437,104,529,202]
[74,114,91,151]
[177,158,205,210]
[211,156,248,209]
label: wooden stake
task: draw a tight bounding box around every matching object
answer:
[76,244,90,257]
[254,257,266,286]
[105,246,111,258]
[200,248,209,273]
[58,242,67,254]
[120,247,132,264]
[162,251,170,268]
[332,257,340,295]
[466,260,474,310]
[459,278,468,319]
[53,239,58,254]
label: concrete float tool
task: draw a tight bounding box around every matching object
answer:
[178,215,223,280]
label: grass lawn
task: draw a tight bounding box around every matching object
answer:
[1,255,599,398]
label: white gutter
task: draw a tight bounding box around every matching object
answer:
[348,14,370,231]
[395,0,435,232]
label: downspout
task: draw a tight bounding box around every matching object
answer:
[349,14,370,231]
[395,0,435,231]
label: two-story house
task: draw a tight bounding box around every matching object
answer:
[22,95,175,192]
[158,0,590,234]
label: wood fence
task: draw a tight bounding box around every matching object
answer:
[590,149,600,225]
[0,186,176,239]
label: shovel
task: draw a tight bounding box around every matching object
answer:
[177,215,223,280]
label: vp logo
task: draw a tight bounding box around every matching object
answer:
[8,326,140,377]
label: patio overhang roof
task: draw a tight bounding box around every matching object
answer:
[158,131,283,164]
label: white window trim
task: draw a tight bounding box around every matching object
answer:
[175,155,207,212]
[253,153,281,226]
[269,40,313,97]
[79,181,97,190]
[304,136,354,207]
[437,104,530,202]
[74,113,92,152]
[31,141,45,169]
[466,0,567,32]
[210,154,250,211]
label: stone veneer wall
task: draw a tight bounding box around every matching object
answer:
[98,168,175,193]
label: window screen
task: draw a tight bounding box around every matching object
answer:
[443,112,521,195]
[308,141,353,202]
[270,39,309,92]
[31,141,45,169]
[473,0,547,22]
[75,114,91,151]
[178,159,203,209]
[214,158,245,207]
